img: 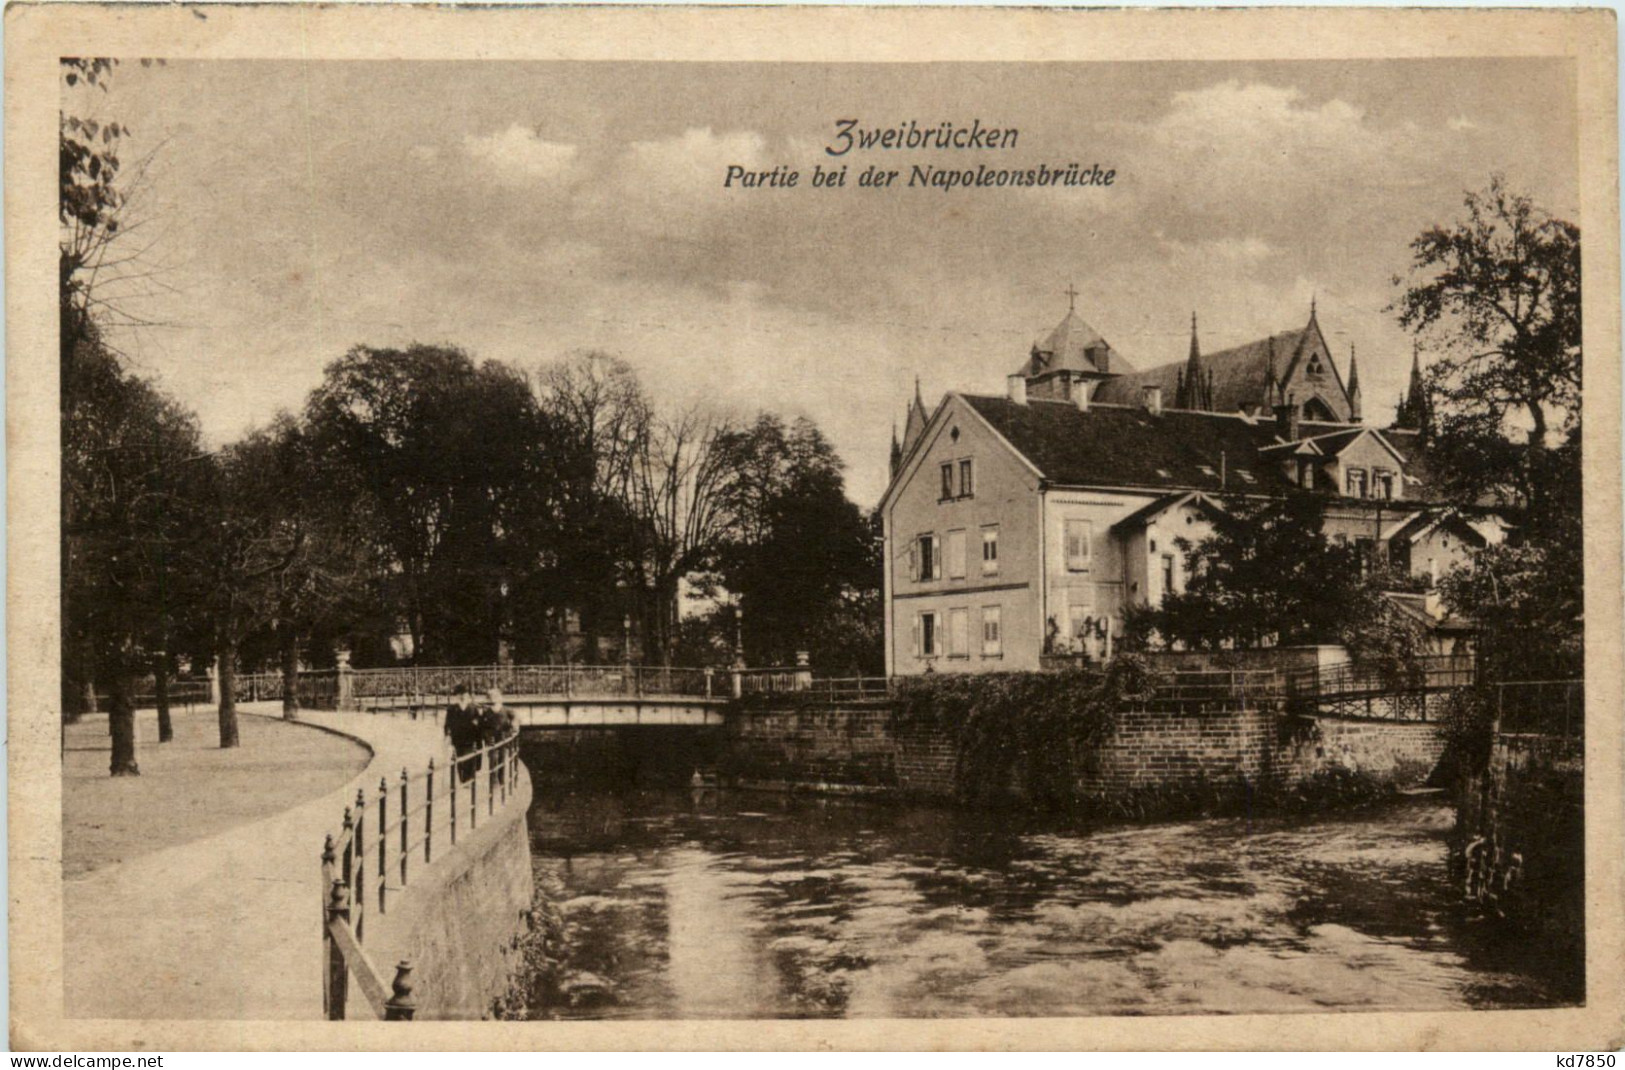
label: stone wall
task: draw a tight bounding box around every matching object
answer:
[1452,731,1584,987]
[724,703,956,796]
[725,698,1445,802]
[1078,702,1275,791]
[362,765,535,1020]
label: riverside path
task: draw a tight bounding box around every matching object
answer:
[63,703,449,1020]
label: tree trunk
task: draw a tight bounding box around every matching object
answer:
[108,683,140,776]
[154,653,173,743]
[280,628,300,720]
[217,639,241,749]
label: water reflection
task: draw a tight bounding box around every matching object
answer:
[521,788,1576,1019]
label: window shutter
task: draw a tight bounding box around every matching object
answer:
[908,540,919,582]
[911,614,920,657]
[932,537,942,580]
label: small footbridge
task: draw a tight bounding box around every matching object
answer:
[1283,654,1477,722]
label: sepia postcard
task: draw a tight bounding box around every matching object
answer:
[7,2,1622,1053]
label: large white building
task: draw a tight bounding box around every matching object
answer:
[878,299,1504,675]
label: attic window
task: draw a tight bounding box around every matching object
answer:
[950,426,961,443]
[1306,354,1324,375]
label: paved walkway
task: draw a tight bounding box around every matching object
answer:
[63,707,370,879]
[63,704,452,1020]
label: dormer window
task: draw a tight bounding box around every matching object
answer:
[1346,467,1368,499]
[1373,468,1395,500]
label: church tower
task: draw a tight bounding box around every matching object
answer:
[1013,285,1126,403]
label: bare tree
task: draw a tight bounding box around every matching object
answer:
[627,405,737,665]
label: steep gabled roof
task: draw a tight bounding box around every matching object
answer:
[960,395,1291,494]
[955,395,1457,505]
[1386,509,1489,548]
[1093,312,1353,419]
[1094,327,1312,412]
[1110,491,1227,534]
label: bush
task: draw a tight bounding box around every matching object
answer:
[893,655,1153,810]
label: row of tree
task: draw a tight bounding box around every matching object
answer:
[61,63,881,766]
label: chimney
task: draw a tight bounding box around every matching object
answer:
[1075,380,1091,412]
[1142,384,1163,415]
[1275,392,1301,440]
[1007,373,1028,406]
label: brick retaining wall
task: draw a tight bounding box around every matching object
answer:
[725,699,1445,801]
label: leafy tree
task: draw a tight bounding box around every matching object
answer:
[1394,179,1583,682]
[227,415,380,718]
[304,344,544,664]
[61,340,211,759]
[1140,494,1423,666]
[1393,175,1580,511]
[706,415,881,671]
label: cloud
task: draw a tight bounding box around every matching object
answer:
[1155,233,1276,265]
[592,127,808,240]
[1448,115,1479,131]
[463,123,580,185]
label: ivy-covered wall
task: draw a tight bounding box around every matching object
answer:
[724,668,1445,814]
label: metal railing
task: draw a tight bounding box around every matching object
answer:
[319,729,524,1021]
[1286,654,1476,700]
[1283,654,1476,722]
[349,664,717,712]
[737,666,805,695]
[234,670,341,708]
[1492,679,1585,739]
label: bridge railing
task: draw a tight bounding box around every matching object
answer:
[319,728,524,1020]
[348,664,719,711]
[1285,655,1475,701]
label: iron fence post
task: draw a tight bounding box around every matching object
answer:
[352,788,366,941]
[384,960,417,1021]
[400,767,410,889]
[324,877,350,1020]
[425,759,434,866]
[378,776,388,914]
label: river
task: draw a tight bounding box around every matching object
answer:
[514,786,1580,1019]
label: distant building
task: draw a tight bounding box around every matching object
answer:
[879,297,1504,674]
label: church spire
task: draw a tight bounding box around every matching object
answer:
[901,376,929,458]
[1394,341,1431,434]
[1347,343,1363,423]
[889,422,902,477]
[1176,311,1211,410]
[1263,335,1280,408]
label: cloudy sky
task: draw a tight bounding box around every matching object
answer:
[82,58,1578,506]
